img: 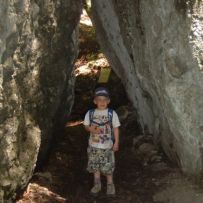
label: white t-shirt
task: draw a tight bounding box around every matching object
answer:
[83,108,120,149]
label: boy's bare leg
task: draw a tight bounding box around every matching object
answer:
[90,171,101,194]
[106,174,113,184]
[94,171,101,183]
[106,174,115,195]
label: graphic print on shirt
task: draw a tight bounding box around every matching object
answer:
[90,114,111,146]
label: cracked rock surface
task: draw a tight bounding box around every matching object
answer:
[0,0,82,200]
[91,0,203,175]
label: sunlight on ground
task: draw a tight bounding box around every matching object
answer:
[74,8,111,77]
[80,9,92,27]
[74,56,109,76]
[17,183,66,203]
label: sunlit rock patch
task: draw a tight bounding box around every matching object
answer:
[17,183,66,203]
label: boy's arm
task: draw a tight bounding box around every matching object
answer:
[84,125,101,134]
[84,125,91,132]
[113,127,119,151]
[83,111,101,134]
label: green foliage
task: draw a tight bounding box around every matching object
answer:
[79,24,96,40]
[84,0,92,16]
[86,53,98,61]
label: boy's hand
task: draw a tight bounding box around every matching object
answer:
[89,125,101,134]
[113,142,119,152]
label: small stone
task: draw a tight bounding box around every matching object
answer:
[1,179,11,187]
[33,172,52,183]
[116,105,130,122]
[152,162,168,172]
[138,143,156,155]
[132,135,144,148]
[0,190,4,202]
[150,155,162,163]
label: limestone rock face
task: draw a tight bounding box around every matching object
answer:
[1,0,203,199]
[0,0,81,200]
[92,0,203,175]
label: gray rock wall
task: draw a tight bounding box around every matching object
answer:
[1,0,203,200]
[0,0,81,200]
[91,0,203,175]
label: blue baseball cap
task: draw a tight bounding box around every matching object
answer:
[94,87,110,98]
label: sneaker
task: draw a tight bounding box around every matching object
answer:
[106,183,116,196]
[90,182,101,196]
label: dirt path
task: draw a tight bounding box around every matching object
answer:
[17,109,203,203]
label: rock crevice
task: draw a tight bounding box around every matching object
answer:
[1,0,203,200]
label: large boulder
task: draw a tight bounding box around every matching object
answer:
[1,0,203,200]
[0,0,81,200]
[91,0,203,175]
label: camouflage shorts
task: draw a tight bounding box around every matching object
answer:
[87,146,115,175]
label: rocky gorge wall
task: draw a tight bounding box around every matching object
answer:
[0,0,81,200]
[91,0,203,175]
[1,0,203,201]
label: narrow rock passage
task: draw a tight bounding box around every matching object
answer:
[17,108,203,203]
[16,9,203,203]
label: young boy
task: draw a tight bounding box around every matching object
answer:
[83,87,120,196]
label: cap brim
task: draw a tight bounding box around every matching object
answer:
[94,93,110,98]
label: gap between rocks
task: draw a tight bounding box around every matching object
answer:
[16,9,203,203]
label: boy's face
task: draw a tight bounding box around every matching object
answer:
[94,96,110,110]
